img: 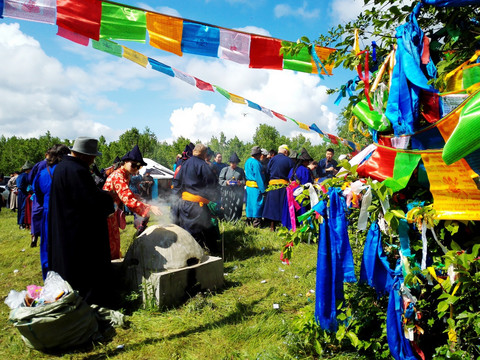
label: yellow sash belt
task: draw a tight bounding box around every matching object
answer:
[245,180,258,188]
[269,179,288,186]
[182,191,210,207]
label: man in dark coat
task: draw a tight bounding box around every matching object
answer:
[318,147,339,181]
[262,144,293,231]
[48,137,114,307]
[171,143,220,253]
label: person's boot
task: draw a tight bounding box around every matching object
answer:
[269,221,276,232]
[30,236,38,248]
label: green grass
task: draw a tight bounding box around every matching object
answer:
[0,208,359,359]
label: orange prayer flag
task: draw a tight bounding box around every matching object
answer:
[298,122,310,130]
[122,46,149,67]
[311,46,335,75]
[146,12,183,56]
[229,93,246,104]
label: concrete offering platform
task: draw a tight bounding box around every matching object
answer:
[122,224,224,308]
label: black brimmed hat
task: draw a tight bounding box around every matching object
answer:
[297,147,313,162]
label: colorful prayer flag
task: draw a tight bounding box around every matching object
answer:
[311,46,335,75]
[327,134,339,145]
[195,78,214,92]
[382,152,422,192]
[247,100,261,111]
[122,46,148,67]
[309,123,324,136]
[148,58,174,77]
[92,39,123,57]
[100,2,146,42]
[283,45,313,73]
[214,85,231,100]
[218,29,250,65]
[260,107,273,117]
[173,68,196,86]
[249,36,283,70]
[56,0,102,41]
[298,122,310,130]
[181,22,220,58]
[4,0,56,24]
[272,111,287,121]
[422,152,480,220]
[357,146,397,182]
[229,93,246,104]
[146,12,183,56]
[57,26,89,46]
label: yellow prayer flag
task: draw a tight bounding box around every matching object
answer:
[298,122,310,130]
[122,46,148,67]
[146,13,183,56]
[421,152,480,220]
[353,28,360,55]
[229,93,246,104]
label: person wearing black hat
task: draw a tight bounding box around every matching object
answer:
[281,148,314,230]
[219,152,245,221]
[103,145,162,259]
[171,143,221,252]
[49,137,115,307]
[16,161,34,230]
[244,146,266,227]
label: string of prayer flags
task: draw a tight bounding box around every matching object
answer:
[3,0,55,24]
[56,0,102,41]
[100,2,146,42]
[146,13,183,56]
[148,58,174,77]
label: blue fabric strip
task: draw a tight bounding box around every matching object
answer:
[309,123,324,135]
[310,47,327,80]
[148,58,175,77]
[0,0,3,18]
[422,0,480,6]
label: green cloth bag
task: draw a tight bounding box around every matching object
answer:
[9,283,99,351]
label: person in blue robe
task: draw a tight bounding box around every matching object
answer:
[28,152,49,247]
[282,148,314,230]
[244,146,266,227]
[33,144,70,279]
[171,143,221,253]
[262,145,292,231]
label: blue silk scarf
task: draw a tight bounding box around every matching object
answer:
[314,188,356,331]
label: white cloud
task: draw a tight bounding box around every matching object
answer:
[234,26,271,37]
[136,3,181,17]
[329,0,365,24]
[274,2,320,19]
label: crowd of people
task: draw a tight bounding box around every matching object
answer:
[2,136,343,308]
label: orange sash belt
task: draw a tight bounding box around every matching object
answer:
[269,179,288,186]
[182,191,210,207]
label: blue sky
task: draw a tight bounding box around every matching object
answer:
[0,0,365,144]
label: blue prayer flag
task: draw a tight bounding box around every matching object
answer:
[246,100,262,111]
[422,0,480,6]
[309,123,324,135]
[148,58,174,77]
[181,22,220,57]
[0,0,4,18]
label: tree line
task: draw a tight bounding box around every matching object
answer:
[0,122,360,176]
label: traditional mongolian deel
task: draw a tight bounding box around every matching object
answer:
[244,156,266,219]
[219,161,245,222]
[48,156,114,306]
[171,155,220,252]
[262,153,292,222]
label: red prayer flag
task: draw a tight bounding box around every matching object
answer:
[327,134,339,145]
[57,0,102,41]
[194,78,214,92]
[249,36,283,70]
[57,26,89,46]
[356,146,396,182]
[271,111,287,121]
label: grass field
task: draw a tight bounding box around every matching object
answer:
[0,208,359,359]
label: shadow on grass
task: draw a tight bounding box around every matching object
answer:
[221,225,277,262]
[79,296,267,360]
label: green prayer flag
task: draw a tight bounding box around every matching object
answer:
[382,152,422,192]
[283,46,313,73]
[92,39,123,57]
[214,85,231,100]
[100,3,146,42]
